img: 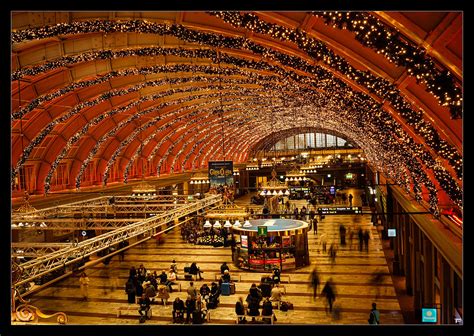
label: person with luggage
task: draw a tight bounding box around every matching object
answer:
[190,262,204,280]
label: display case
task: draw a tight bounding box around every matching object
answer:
[232,219,309,271]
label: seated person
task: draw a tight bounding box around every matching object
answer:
[185,295,196,324]
[220,262,230,274]
[248,283,263,303]
[246,294,260,317]
[167,269,177,292]
[189,262,203,280]
[170,260,178,274]
[172,297,185,323]
[261,298,275,323]
[272,267,281,284]
[143,281,156,302]
[158,270,168,284]
[235,296,247,324]
[137,294,151,319]
[207,282,220,309]
[199,283,211,301]
[270,284,283,303]
[219,270,231,285]
[157,283,170,306]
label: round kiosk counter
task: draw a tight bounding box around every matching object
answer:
[232,218,310,271]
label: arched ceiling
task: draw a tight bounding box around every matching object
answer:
[10,11,463,214]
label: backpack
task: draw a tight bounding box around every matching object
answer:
[280,302,289,312]
[368,311,379,324]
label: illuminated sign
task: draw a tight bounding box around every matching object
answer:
[422,308,437,323]
[388,229,396,237]
[208,161,233,187]
[319,206,362,214]
[257,226,268,236]
[345,173,353,179]
[241,235,248,248]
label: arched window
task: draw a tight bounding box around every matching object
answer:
[273,132,351,150]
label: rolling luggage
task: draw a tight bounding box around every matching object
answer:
[230,282,236,294]
[221,282,231,296]
[192,311,203,324]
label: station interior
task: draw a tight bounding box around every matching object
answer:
[10,11,462,328]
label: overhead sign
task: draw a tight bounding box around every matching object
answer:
[388,229,396,237]
[257,225,268,236]
[208,161,233,188]
[319,206,362,214]
[422,308,437,323]
[329,186,335,195]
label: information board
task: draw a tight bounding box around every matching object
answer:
[257,225,268,236]
[319,206,363,214]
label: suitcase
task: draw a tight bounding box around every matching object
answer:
[230,282,236,294]
[221,282,231,296]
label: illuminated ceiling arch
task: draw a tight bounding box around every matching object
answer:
[11,11,463,215]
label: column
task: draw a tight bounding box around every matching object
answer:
[423,236,434,309]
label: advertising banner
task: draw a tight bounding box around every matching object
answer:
[208,161,233,188]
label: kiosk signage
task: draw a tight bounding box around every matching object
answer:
[257,226,268,236]
[421,308,437,323]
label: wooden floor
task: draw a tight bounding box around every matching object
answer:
[26,189,405,325]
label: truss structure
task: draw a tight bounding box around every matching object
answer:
[12,243,71,258]
[12,194,221,290]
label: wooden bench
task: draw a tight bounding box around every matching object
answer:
[117,305,153,318]
[263,274,291,283]
[235,314,274,324]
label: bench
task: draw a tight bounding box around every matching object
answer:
[117,305,153,318]
[235,314,274,324]
[263,274,291,284]
[214,273,242,282]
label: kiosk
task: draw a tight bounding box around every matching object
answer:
[232,219,310,271]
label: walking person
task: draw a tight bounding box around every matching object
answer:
[368,302,380,325]
[358,228,364,252]
[310,267,320,300]
[319,233,327,253]
[79,272,90,301]
[339,224,346,246]
[313,216,318,235]
[363,230,371,252]
[348,193,354,207]
[125,277,137,303]
[321,279,336,314]
[328,243,337,265]
[370,269,386,299]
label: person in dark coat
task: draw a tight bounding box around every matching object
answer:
[261,298,276,323]
[220,262,230,274]
[235,296,247,323]
[125,278,136,303]
[363,230,370,252]
[185,295,196,324]
[339,224,346,246]
[190,262,203,280]
[172,297,185,323]
[310,267,320,300]
[247,294,260,316]
[358,228,364,251]
[321,279,336,313]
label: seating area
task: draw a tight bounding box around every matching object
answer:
[235,314,274,324]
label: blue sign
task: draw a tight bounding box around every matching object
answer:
[330,186,335,195]
[422,308,437,323]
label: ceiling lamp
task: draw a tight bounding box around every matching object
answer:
[233,220,242,228]
[260,168,288,196]
[213,221,222,228]
[243,220,252,228]
[203,220,212,228]
[224,220,233,228]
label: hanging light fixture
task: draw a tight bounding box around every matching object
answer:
[224,220,233,228]
[243,220,252,227]
[233,220,242,228]
[203,220,212,228]
[213,220,222,228]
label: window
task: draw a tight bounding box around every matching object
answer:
[326,134,336,147]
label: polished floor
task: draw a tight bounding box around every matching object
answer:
[26,189,405,325]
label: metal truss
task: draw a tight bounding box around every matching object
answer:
[12,194,221,289]
[12,243,71,258]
